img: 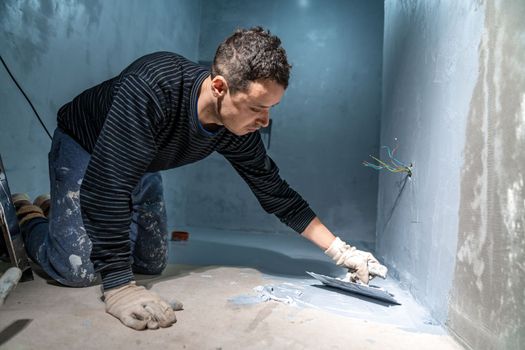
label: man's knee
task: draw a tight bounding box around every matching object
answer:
[59,272,97,287]
[56,257,97,287]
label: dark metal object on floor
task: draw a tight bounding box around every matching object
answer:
[0,155,33,282]
[307,271,400,305]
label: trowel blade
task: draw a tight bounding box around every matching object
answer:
[307,271,401,305]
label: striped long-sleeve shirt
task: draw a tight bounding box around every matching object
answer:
[57,52,316,290]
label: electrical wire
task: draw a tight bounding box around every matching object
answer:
[0,55,52,140]
[363,145,412,176]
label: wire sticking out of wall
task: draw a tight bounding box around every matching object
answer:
[363,145,412,177]
[0,55,52,140]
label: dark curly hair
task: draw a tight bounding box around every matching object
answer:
[211,27,292,94]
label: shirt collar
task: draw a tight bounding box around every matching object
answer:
[189,70,224,138]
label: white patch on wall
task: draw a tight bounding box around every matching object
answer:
[503,177,525,265]
[516,93,525,141]
[297,0,309,8]
[457,232,486,291]
[493,26,504,114]
[504,177,523,233]
[306,29,333,48]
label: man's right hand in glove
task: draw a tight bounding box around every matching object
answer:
[104,282,177,330]
[325,237,388,284]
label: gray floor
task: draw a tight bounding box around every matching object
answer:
[0,228,464,349]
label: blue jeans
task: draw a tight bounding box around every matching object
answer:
[23,128,168,287]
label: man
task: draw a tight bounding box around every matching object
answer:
[14,27,387,330]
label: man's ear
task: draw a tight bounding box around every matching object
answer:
[211,76,228,98]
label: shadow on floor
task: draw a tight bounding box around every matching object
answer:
[29,238,343,289]
[167,239,341,277]
[312,285,394,307]
[135,239,343,288]
[0,319,32,346]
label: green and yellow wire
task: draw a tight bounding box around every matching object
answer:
[363,145,412,177]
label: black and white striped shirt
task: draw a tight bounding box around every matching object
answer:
[58,52,316,290]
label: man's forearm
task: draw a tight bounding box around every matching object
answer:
[301,217,336,250]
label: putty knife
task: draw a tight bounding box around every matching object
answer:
[306,271,401,305]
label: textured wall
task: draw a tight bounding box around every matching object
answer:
[174,0,384,244]
[380,1,525,348]
[449,0,525,349]
[379,0,484,323]
[0,0,202,233]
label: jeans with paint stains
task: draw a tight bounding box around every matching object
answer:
[22,128,168,287]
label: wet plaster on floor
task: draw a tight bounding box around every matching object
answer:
[166,232,458,335]
[0,263,463,350]
[229,274,445,334]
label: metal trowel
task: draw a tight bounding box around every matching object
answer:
[307,271,401,305]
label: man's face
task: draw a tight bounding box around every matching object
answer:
[217,79,285,136]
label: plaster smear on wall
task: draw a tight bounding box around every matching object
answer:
[517,93,525,141]
[455,27,490,294]
[503,176,524,268]
[449,0,525,349]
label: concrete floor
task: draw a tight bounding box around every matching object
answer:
[0,229,464,349]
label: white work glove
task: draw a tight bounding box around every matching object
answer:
[325,237,388,284]
[104,282,178,330]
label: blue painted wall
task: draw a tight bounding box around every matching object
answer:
[0,0,202,223]
[171,0,384,246]
[1,0,384,247]
[379,0,484,324]
[380,1,525,347]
